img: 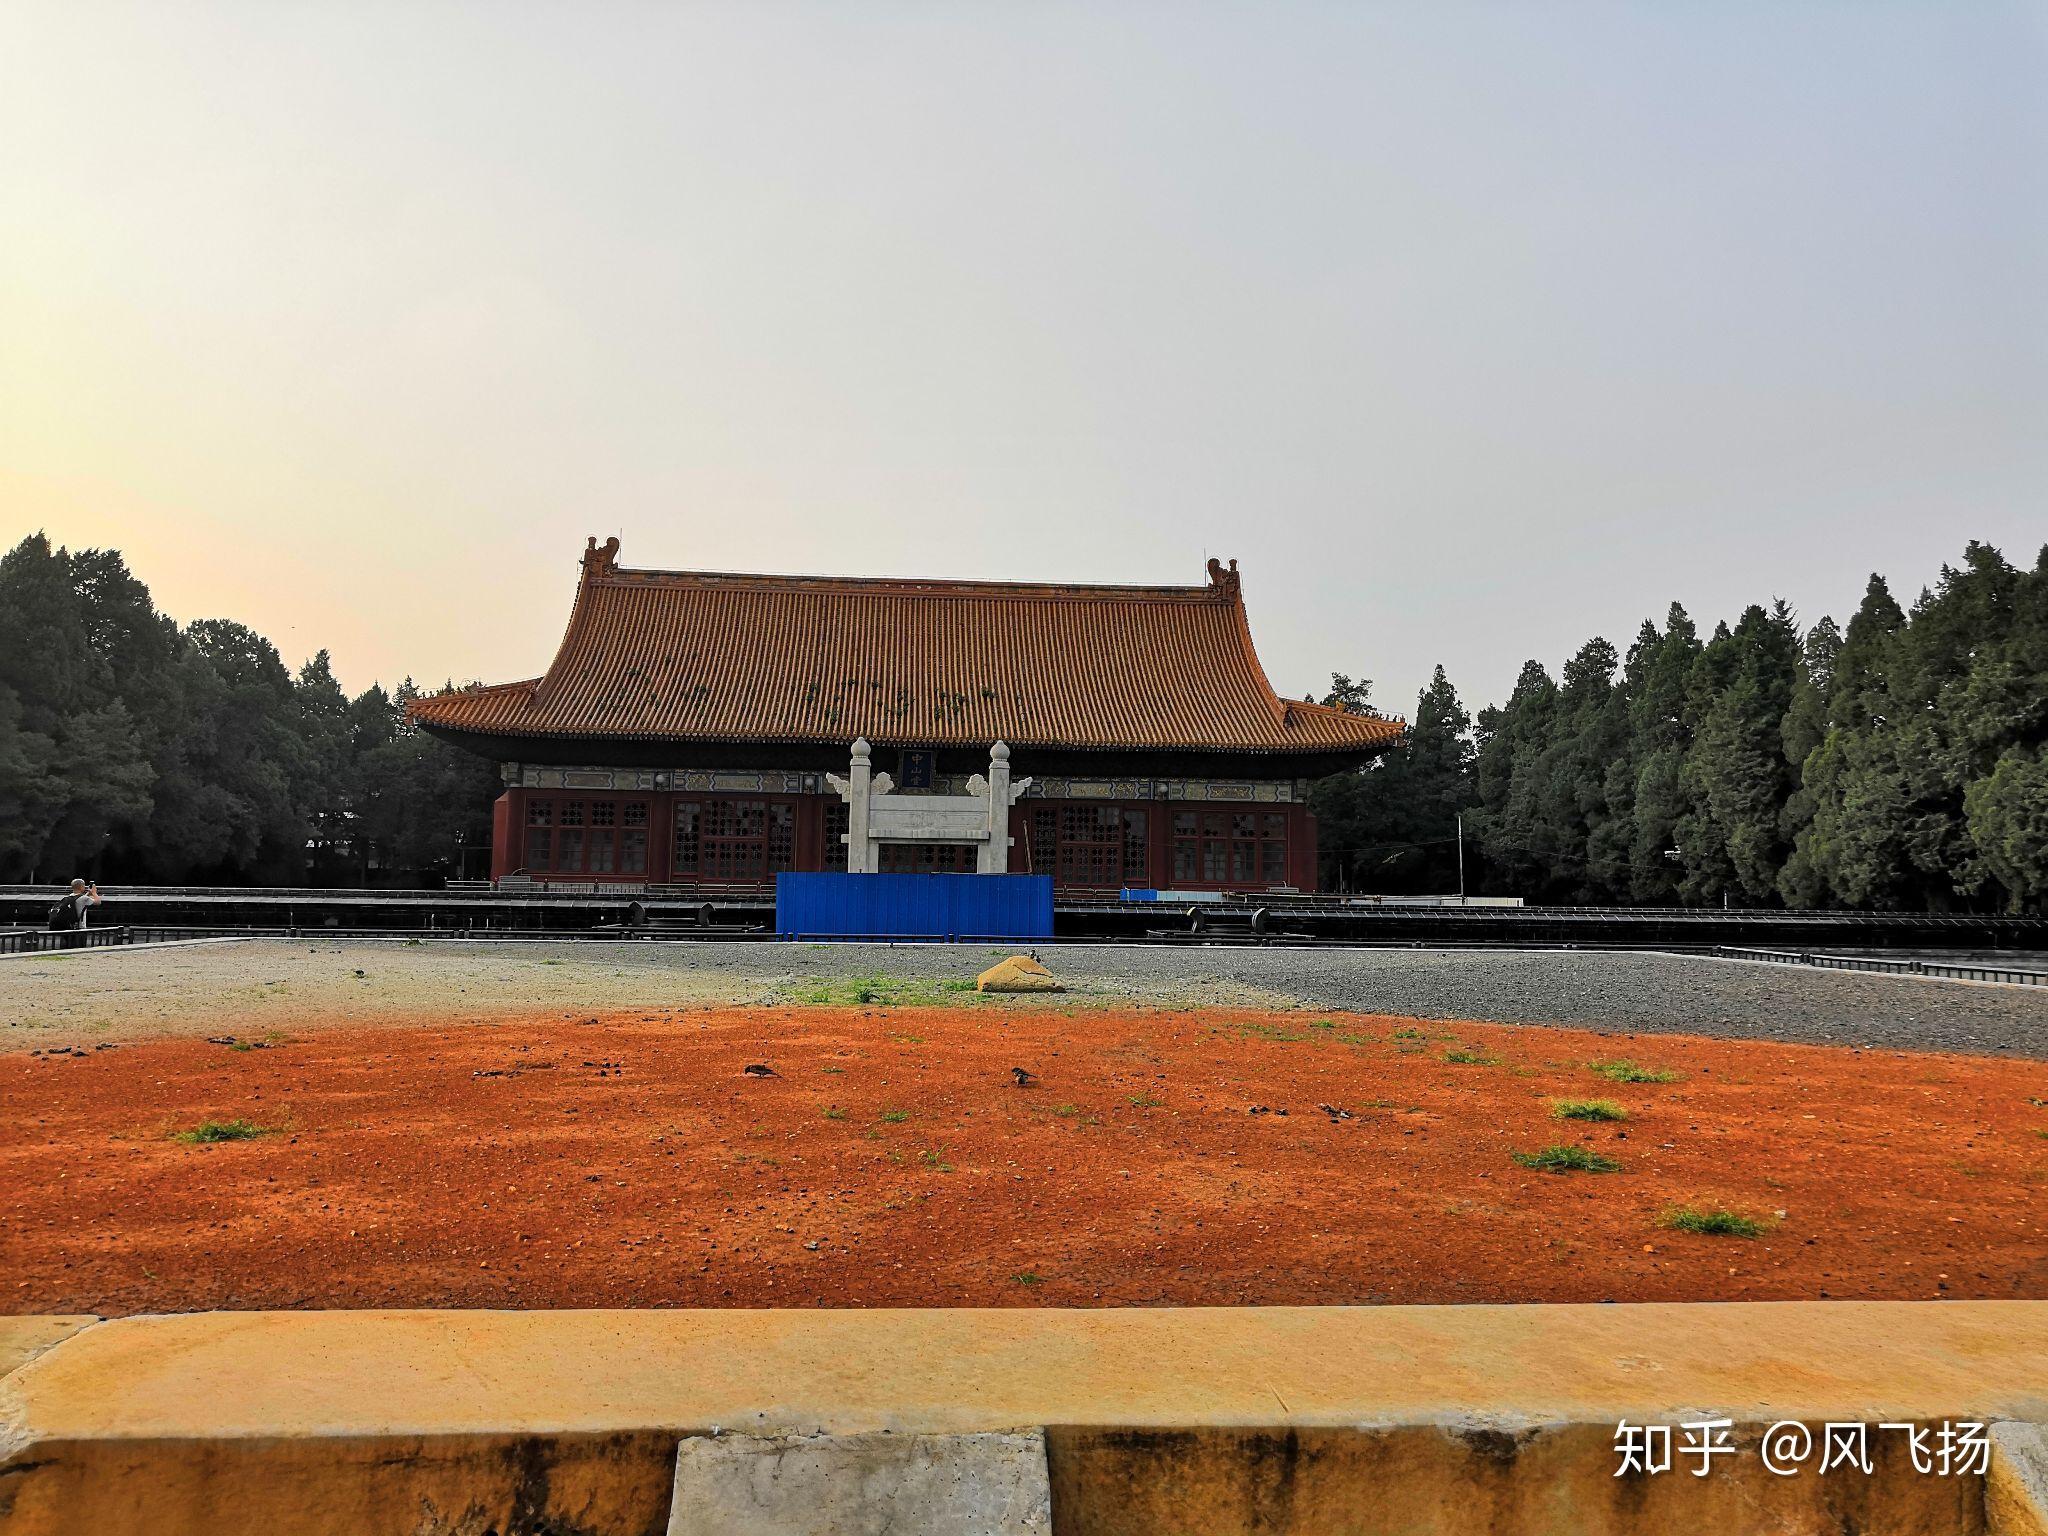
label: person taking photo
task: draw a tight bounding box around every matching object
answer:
[47,879,102,949]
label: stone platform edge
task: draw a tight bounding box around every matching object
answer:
[4,1302,2046,1535]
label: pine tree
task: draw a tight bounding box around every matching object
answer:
[1677,604,1803,902]
[1786,576,1909,906]
[1470,660,1561,896]
[1375,665,1476,892]
[294,652,357,877]
[1525,637,1624,900]
[1965,746,2048,909]
[1309,667,1476,894]
[1621,604,1701,902]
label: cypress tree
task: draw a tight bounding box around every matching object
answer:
[1471,660,1561,896]
[1620,604,1702,902]
[1677,603,1803,902]
[1787,576,1910,906]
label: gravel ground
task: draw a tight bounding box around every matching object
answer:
[5,938,2048,1057]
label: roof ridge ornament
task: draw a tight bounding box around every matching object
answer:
[584,535,621,577]
[1206,557,1240,596]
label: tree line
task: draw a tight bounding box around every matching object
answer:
[0,533,497,885]
[1311,537,2048,912]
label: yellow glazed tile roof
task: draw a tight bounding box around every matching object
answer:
[410,538,1403,756]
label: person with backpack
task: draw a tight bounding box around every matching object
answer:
[46,879,102,949]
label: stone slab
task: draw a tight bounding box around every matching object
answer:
[0,1316,97,1381]
[668,1430,1051,1536]
[8,1303,2047,1444]
[1992,1421,2048,1536]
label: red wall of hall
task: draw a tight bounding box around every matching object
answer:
[489,789,1320,894]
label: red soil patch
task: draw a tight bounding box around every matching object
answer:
[3,1006,2045,1315]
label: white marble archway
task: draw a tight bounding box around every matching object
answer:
[825,740,1034,874]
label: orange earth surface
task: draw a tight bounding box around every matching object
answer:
[3,1005,2044,1315]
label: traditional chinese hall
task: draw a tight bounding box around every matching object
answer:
[410,538,1399,896]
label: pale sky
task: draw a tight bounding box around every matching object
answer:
[3,2,2043,719]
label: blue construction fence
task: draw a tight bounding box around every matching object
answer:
[775,873,1054,941]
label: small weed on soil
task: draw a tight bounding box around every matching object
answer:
[1664,1207,1769,1238]
[1588,1060,1681,1084]
[1552,1098,1628,1122]
[173,1118,272,1144]
[1445,1048,1501,1066]
[1513,1144,1621,1174]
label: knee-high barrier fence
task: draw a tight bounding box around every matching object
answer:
[0,926,135,956]
[1715,944,2048,988]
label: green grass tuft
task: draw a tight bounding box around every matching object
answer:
[1444,1047,1500,1066]
[1512,1144,1621,1174]
[173,1118,272,1144]
[877,1109,910,1124]
[1662,1206,1768,1238]
[1587,1060,1681,1084]
[1552,1098,1628,1122]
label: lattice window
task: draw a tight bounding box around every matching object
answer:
[702,798,759,879]
[620,801,648,874]
[1170,807,1287,888]
[524,798,552,872]
[673,802,701,874]
[823,801,849,872]
[1027,808,1058,876]
[1260,812,1287,883]
[880,843,977,873]
[676,798,796,882]
[521,795,662,876]
[587,800,617,872]
[1054,804,1122,887]
[1022,803,1151,887]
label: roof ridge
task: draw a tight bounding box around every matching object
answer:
[593,567,1230,602]
[1289,696,1409,730]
